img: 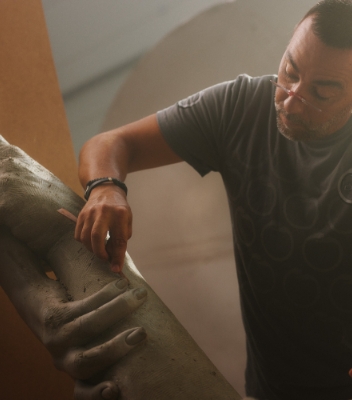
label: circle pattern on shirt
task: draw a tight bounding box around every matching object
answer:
[224,168,243,202]
[246,178,276,216]
[303,233,342,272]
[338,169,352,204]
[247,255,275,294]
[177,91,204,108]
[261,222,294,261]
[283,269,320,308]
[328,197,352,234]
[234,207,255,246]
[284,194,318,229]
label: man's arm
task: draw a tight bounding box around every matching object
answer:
[75,114,182,272]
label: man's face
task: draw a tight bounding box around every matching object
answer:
[275,16,352,141]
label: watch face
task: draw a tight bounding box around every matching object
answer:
[338,169,352,204]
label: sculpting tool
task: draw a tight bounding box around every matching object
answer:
[57,207,78,223]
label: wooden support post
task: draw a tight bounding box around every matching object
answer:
[0,0,81,398]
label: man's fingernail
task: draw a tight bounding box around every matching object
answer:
[111,264,121,273]
[115,279,127,289]
[125,328,147,345]
[133,287,147,300]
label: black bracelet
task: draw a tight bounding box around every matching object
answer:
[84,177,128,200]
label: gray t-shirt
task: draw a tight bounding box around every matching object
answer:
[157,74,352,400]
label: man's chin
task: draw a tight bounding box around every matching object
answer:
[277,119,306,141]
[275,106,320,142]
[276,116,321,142]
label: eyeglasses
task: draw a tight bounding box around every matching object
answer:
[270,79,322,113]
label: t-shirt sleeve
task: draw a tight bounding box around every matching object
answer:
[156,74,267,176]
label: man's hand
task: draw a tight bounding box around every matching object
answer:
[75,114,183,273]
[75,185,132,273]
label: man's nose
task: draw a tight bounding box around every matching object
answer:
[283,88,305,114]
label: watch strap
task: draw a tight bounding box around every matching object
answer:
[84,177,128,200]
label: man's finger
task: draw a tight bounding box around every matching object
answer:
[106,207,132,272]
[90,220,111,261]
[105,237,127,272]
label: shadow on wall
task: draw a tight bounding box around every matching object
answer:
[100,0,317,396]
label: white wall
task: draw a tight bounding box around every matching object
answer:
[42,0,226,94]
[63,61,137,157]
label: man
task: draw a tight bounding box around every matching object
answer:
[75,1,352,398]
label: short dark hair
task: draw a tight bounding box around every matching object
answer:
[300,0,352,48]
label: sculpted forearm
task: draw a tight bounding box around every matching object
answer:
[0,135,241,399]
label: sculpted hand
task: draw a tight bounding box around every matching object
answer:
[74,380,119,400]
[43,282,147,380]
[0,228,147,397]
[75,185,132,273]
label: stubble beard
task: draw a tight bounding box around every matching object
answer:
[275,102,352,142]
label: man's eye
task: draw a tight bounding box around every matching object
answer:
[312,88,337,102]
[284,68,298,82]
[314,92,330,101]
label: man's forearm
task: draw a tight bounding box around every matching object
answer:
[78,128,130,189]
[78,114,182,190]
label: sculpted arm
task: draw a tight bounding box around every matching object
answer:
[0,136,241,399]
[75,114,182,272]
[0,227,147,400]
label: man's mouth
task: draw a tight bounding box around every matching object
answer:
[278,109,305,129]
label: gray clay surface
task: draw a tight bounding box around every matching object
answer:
[0,136,241,399]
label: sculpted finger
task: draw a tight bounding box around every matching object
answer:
[74,380,119,400]
[66,287,148,346]
[69,279,128,319]
[61,327,147,380]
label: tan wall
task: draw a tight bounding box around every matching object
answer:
[101,1,317,395]
[0,1,80,398]
[0,1,319,398]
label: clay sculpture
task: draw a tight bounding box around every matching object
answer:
[0,136,241,399]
